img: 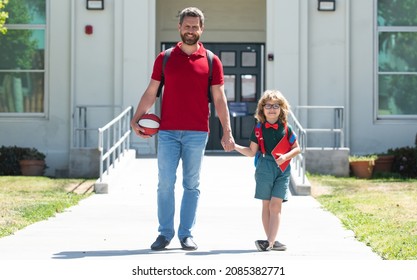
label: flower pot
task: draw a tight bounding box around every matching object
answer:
[19,159,45,176]
[350,160,374,179]
[374,155,394,174]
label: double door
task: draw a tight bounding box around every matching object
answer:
[205,43,264,150]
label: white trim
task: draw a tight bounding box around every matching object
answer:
[70,0,76,148]
[379,26,417,32]
[113,0,124,109]
[373,0,378,124]
[344,0,351,148]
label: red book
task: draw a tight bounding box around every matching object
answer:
[271,136,292,172]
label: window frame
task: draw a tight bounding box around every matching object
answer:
[374,1,417,122]
[0,1,48,118]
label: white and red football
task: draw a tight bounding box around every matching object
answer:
[138,113,161,136]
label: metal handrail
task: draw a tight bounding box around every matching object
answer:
[288,110,307,184]
[73,105,123,148]
[98,106,133,182]
[295,105,345,148]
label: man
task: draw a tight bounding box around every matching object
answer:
[130,7,235,251]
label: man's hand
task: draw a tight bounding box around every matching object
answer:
[131,121,152,139]
[221,131,235,152]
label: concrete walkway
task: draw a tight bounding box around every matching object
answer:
[0,155,389,278]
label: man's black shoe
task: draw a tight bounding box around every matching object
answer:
[180,237,198,251]
[151,235,170,251]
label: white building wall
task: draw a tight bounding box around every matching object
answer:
[349,0,416,154]
[46,0,73,175]
[349,0,378,153]
[0,0,73,176]
[1,0,415,176]
[267,0,416,153]
[0,0,157,176]
[266,0,301,108]
[267,0,349,148]
[123,0,157,154]
[305,0,349,148]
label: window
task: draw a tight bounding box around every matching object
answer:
[377,0,417,118]
[241,74,256,101]
[0,0,46,115]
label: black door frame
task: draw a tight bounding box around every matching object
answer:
[204,43,265,151]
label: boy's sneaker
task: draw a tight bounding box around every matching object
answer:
[255,240,271,251]
[271,241,287,251]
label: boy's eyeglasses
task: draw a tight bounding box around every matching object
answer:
[264,104,280,109]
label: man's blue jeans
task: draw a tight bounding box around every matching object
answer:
[157,130,208,241]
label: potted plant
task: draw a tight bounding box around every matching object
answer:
[373,152,395,174]
[349,154,377,179]
[19,147,46,176]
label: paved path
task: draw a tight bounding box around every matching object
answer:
[1,155,394,279]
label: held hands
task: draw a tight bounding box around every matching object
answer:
[221,131,235,152]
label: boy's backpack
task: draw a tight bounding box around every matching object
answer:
[156,47,214,102]
[254,121,289,166]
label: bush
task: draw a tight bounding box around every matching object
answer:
[0,146,46,175]
[388,146,417,178]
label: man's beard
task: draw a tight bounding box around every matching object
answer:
[181,32,200,45]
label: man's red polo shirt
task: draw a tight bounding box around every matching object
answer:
[151,42,224,132]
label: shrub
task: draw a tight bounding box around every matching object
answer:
[0,146,46,175]
[388,146,417,178]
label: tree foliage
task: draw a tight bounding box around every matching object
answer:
[0,0,9,35]
[0,0,37,69]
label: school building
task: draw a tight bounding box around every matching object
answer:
[0,0,416,177]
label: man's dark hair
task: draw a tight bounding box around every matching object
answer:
[179,7,205,27]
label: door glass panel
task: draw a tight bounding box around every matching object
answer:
[241,74,256,101]
[224,75,235,101]
[242,52,257,67]
[220,51,236,67]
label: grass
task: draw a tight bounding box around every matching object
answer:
[309,174,417,260]
[0,176,94,238]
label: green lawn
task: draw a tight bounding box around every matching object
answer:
[0,176,94,238]
[309,174,417,260]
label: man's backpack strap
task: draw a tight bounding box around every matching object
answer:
[206,49,214,103]
[156,47,173,98]
[156,48,214,102]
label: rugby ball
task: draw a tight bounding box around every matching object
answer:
[138,113,161,136]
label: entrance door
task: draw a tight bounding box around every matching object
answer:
[204,43,264,150]
[160,43,265,150]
